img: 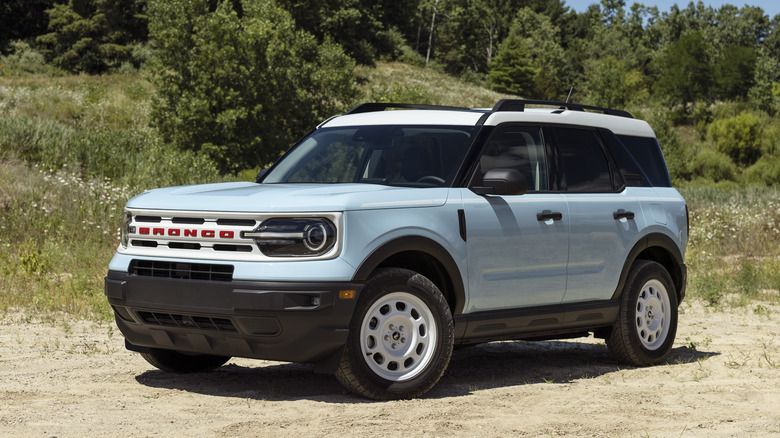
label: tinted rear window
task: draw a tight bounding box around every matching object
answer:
[616,135,672,187]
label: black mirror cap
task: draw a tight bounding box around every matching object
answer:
[255,168,269,183]
[472,168,526,196]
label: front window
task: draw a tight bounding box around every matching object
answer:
[263,126,476,187]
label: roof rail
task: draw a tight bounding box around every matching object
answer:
[345,102,471,115]
[492,99,633,119]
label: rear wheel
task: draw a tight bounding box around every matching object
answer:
[607,260,678,366]
[140,348,230,373]
[335,268,454,400]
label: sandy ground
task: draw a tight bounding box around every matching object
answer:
[1,301,779,438]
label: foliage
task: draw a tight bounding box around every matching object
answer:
[277,0,414,65]
[744,156,780,185]
[708,111,763,166]
[35,0,148,74]
[0,0,56,52]
[714,45,757,100]
[683,186,780,306]
[689,148,738,182]
[0,41,65,76]
[356,62,512,108]
[0,74,231,319]
[487,34,536,97]
[585,55,647,108]
[654,31,713,112]
[486,7,570,100]
[749,50,780,114]
[147,0,358,173]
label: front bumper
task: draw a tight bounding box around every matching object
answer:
[105,270,363,370]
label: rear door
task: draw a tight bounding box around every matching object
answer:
[550,126,642,303]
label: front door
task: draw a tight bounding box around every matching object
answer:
[462,125,569,313]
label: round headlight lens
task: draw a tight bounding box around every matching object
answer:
[303,223,328,251]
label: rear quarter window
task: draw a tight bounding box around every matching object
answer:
[616,135,672,187]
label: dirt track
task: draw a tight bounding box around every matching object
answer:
[2,301,779,437]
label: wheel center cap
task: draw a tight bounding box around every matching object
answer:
[392,331,400,341]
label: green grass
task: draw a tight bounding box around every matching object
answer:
[1,67,779,320]
[356,62,513,108]
[682,186,780,307]
[0,72,230,320]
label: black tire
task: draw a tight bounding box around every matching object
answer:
[335,268,454,400]
[607,260,679,366]
[140,348,230,373]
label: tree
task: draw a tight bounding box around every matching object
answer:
[655,31,713,112]
[487,34,536,96]
[748,50,780,113]
[503,7,570,99]
[585,55,647,108]
[277,0,416,65]
[35,0,147,73]
[0,0,56,52]
[147,0,358,173]
[714,45,757,100]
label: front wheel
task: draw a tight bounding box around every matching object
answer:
[607,260,678,366]
[140,348,230,373]
[335,268,454,400]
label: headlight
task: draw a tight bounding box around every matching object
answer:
[120,210,135,247]
[242,218,336,257]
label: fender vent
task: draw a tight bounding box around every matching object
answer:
[129,260,234,282]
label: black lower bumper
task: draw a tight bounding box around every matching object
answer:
[105,270,363,372]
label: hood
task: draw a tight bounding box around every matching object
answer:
[126,182,450,212]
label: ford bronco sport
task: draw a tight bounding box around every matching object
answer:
[105,99,688,400]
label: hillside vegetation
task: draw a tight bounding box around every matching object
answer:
[1,63,779,320]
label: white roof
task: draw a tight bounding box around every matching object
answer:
[484,109,656,137]
[320,110,486,128]
[320,107,656,138]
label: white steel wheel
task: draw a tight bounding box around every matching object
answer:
[335,268,454,400]
[359,291,437,381]
[607,260,679,366]
[634,279,671,350]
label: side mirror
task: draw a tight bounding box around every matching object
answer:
[471,168,526,196]
[255,168,269,183]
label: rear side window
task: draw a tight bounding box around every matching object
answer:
[553,127,613,192]
[617,135,672,187]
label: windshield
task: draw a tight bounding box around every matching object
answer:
[262,125,476,187]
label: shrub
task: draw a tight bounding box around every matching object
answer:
[743,155,780,185]
[0,41,64,76]
[689,148,738,182]
[708,111,763,166]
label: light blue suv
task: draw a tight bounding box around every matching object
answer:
[106,100,688,399]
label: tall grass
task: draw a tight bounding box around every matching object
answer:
[682,186,780,307]
[0,73,228,320]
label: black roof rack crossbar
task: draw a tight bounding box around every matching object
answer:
[345,102,471,115]
[492,99,633,119]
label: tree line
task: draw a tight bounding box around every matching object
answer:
[2,0,779,176]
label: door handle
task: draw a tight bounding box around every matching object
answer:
[613,210,635,220]
[537,210,563,221]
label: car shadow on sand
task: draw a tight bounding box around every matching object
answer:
[134,340,717,402]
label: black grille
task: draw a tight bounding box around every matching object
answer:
[137,311,237,332]
[129,260,234,282]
